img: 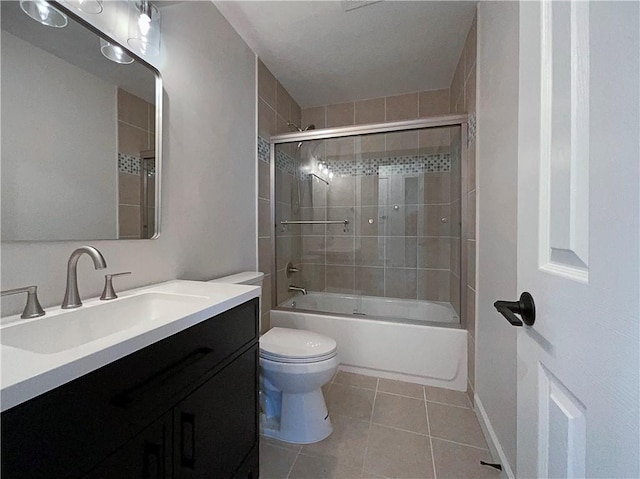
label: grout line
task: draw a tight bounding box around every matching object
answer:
[424,386,438,479]
[368,378,379,425]
[370,421,430,438]
[331,383,378,393]
[375,390,425,400]
[285,446,302,479]
[426,399,472,410]
[360,378,379,477]
[430,436,491,452]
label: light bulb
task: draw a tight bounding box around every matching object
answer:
[66,0,103,14]
[128,0,160,56]
[36,2,50,21]
[323,168,329,175]
[329,172,334,179]
[20,0,68,27]
[113,46,124,61]
[138,13,151,36]
[100,38,134,64]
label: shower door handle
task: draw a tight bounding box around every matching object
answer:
[493,292,536,326]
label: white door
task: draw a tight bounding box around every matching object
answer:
[516,1,639,478]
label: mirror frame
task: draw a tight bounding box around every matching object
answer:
[3,1,163,241]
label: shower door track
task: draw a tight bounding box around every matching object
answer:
[268,113,470,329]
[270,114,469,144]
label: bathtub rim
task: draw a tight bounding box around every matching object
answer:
[271,305,462,330]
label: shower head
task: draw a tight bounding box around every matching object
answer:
[288,122,316,132]
[287,122,302,132]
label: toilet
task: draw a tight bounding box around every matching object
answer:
[209,272,338,444]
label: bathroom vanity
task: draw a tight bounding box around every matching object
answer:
[1,281,260,478]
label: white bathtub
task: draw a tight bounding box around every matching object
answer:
[271,292,467,391]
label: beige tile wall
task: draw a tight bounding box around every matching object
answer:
[290,127,458,302]
[257,60,303,333]
[117,88,155,239]
[449,14,478,402]
[302,89,450,131]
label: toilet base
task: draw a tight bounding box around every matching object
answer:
[261,388,333,444]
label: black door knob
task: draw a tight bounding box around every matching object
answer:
[493,292,536,326]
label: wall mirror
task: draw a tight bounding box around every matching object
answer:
[1,1,162,241]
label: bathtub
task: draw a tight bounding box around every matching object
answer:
[270,292,468,391]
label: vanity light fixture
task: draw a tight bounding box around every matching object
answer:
[100,38,134,65]
[128,0,161,56]
[20,0,68,28]
[65,0,103,14]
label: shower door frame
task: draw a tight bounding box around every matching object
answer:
[269,113,470,328]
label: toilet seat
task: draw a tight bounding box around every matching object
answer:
[260,327,337,364]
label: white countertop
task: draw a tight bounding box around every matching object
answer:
[0,280,260,413]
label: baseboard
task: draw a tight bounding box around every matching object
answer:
[474,393,516,479]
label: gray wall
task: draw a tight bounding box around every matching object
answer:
[476,1,519,472]
[2,31,118,241]
[1,2,257,319]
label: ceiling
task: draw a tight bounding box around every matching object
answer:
[214,1,477,107]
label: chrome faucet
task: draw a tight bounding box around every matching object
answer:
[288,285,308,295]
[62,246,107,309]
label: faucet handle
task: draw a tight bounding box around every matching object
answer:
[286,262,299,278]
[100,272,131,301]
[1,285,45,319]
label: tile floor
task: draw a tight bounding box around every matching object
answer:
[260,371,502,479]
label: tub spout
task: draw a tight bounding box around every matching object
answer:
[289,285,307,295]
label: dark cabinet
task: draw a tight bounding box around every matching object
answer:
[1,299,259,479]
[84,413,173,479]
[173,347,257,478]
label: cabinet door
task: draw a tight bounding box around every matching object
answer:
[174,345,258,479]
[84,413,172,479]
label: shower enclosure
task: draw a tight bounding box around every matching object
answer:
[140,151,156,239]
[270,115,468,327]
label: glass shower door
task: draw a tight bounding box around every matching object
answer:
[273,123,463,324]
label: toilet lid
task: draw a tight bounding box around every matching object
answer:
[260,327,337,363]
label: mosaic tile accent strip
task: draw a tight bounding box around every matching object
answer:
[258,136,270,163]
[468,112,476,147]
[264,139,452,179]
[305,153,451,179]
[275,148,298,176]
[118,153,156,176]
[118,153,140,175]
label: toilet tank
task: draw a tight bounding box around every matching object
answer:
[209,271,264,287]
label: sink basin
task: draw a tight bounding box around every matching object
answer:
[1,292,210,354]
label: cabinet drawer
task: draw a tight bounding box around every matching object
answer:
[1,299,258,479]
